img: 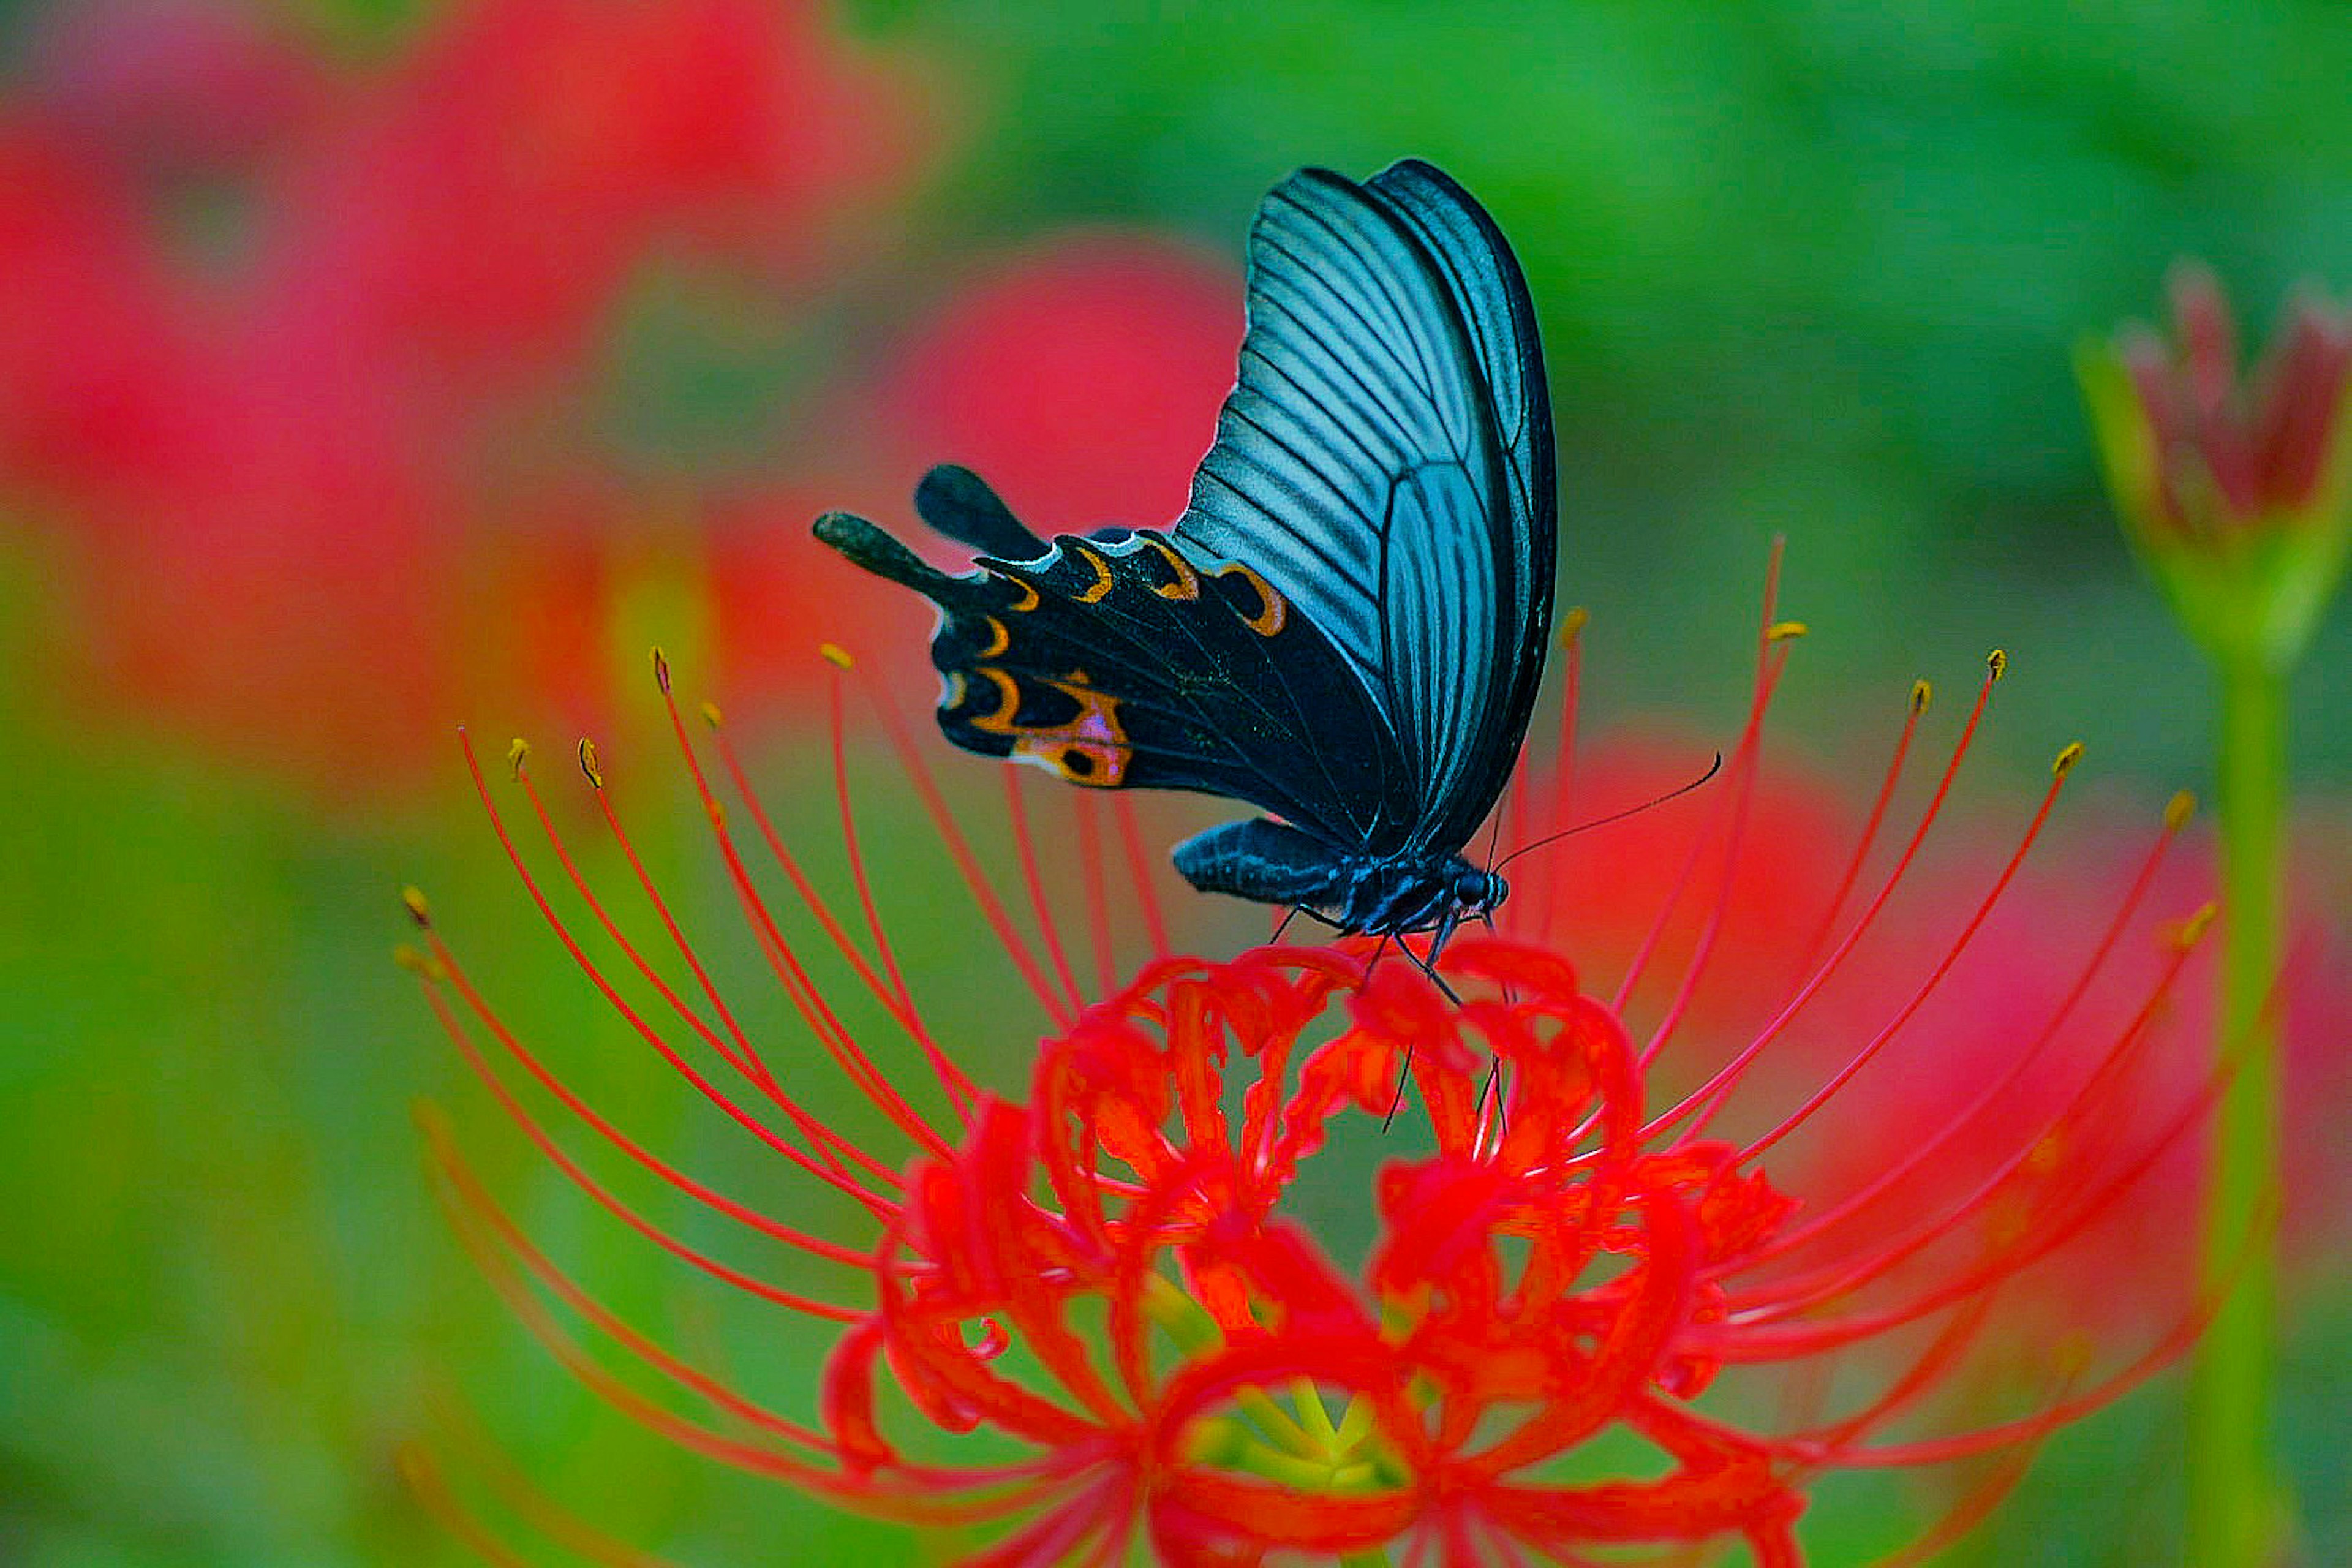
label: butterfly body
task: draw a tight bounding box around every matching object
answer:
[1171,817,1505,938]
[817,160,1555,951]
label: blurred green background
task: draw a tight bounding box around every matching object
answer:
[2,1,2348,1563]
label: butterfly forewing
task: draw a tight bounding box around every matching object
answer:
[1363,162,1558,848]
[1175,160,1553,854]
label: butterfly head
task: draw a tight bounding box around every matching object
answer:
[1453,858,1509,919]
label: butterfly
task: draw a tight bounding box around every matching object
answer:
[815,159,1555,968]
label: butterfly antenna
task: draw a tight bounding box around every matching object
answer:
[1492,752,1724,873]
[1272,906,1306,944]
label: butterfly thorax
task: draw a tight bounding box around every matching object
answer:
[1319,851,1509,940]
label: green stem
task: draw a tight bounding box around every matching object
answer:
[2187,655,2290,1565]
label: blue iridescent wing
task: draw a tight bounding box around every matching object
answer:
[1174,159,1556,855]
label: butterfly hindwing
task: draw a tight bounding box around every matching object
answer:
[813,505,1416,847]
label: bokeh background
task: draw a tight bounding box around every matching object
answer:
[3,1,2348,1563]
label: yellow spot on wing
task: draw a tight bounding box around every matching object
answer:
[1000,574,1040,612]
[978,616,1010,657]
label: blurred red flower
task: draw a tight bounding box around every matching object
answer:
[404,572,2239,1562]
[0,0,931,799]
[870,236,1243,532]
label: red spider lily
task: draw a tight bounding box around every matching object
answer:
[403,560,2245,1564]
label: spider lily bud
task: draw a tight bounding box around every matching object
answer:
[2077,262,2352,671]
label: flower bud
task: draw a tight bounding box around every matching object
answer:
[2078,262,2352,671]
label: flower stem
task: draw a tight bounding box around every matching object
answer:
[2187,654,2290,1564]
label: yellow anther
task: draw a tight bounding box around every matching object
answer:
[820,641,854,669]
[652,646,672,693]
[392,942,439,978]
[1559,606,1589,646]
[2174,902,2219,950]
[401,886,432,927]
[1766,619,1809,643]
[1909,679,1932,715]
[577,738,603,790]
[2052,741,2085,779]
[2165,790,2197,832]
[505,737,530,778]
[1987,648,2008,680]
[700,699,724,729]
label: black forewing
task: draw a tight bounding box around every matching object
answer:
[1174,160,1555,856]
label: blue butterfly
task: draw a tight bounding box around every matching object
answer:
[816,159,1556,962]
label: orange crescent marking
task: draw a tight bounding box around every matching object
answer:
[977,616,1011,657]
[1073,546,1115,604]
[1145,538,1202,600]
[1216,562,1287,637]
[962,668,1027,735]
[998,573,1040,612]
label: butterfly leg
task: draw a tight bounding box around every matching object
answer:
[1382,909,1475,1129]
[1273,903,1345,945]
[1471,907,1509,1134]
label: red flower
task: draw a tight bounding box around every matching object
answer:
[257,0,930,396]
[404,560,2239,1563]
